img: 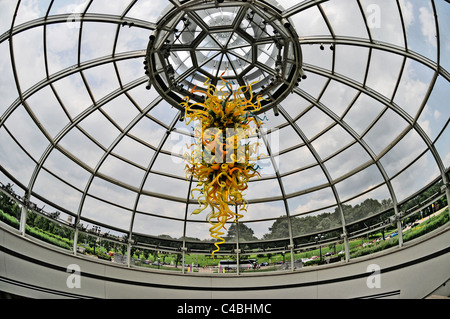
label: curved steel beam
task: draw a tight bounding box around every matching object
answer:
[0,50,146,127]
[0,13,158,45]
[299,36,449,82]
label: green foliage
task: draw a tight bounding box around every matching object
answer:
[225,223,258,241]
[403,209,449,242]
[0,209,20,228]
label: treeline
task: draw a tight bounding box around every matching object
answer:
[1,179,446,247]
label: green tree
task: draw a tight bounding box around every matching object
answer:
[226,223,258,241]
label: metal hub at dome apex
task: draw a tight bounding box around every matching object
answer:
[145,0,304,114]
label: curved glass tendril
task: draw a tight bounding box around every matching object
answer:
[182,73,265,257]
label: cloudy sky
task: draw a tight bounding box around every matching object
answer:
[0,0,448,240]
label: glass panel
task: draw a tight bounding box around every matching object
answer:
[115,58,145,86]
[82,63,120,101]
[4,105,49,161]
[295,107,334,140]
[133,212,184,239]
[0,127,36,185]
[276,124,304,152]
[322,0,369,39]
[82,195,132,230]
[116,25,149,54]
[25,208,75,251]
[126,84,161,113]
[334,45,369,84]
[278,146,317,174]
[243,200,286,222]
[434,127,450,169]
[343,93,385,136]
[48,0,90,16]
[76,223,127,261]
[113,136,155,168]
[148,100,179,126]
[44,149,90,190]
[335,164,386,202]
[0,2,17,35]
[290,6,331,37]
[363,109,409,156]
[80,22,117,62]
[288,187,337,217]
[319,80,359,118]
[436,0,450,73]
[162,130,192,157]
[246,179,283,201]
[293,236,345,267]
[125,0,167,22]
[13,26,46,92]
[347,215,399,260]
[58,127,105,169]
[51,72,93,119]
[185,220,228,242]
[100,94,140,131]
[151,153,187,179]
[325,143,372,180]
[97,155,145,187]
[379,128,428,178]
[366,49,404,99]
[142,173,190,199]
[302,43,333,72]
[33,169,83,213]
[86,0,129,15]
[128,116,167,148]
[311,124,354,160]
[0,183,22,229]
[297,73,329,101]
[361,0,406,47]
[400,0,437,62]
[88,177,137,209]
[393,58,435,118]
[26,86,71,138]
[46,22,79,76]
[0,42,17,114]
[78,109,120,148]
[280,92,310,119]
[417,76,450,142]
[282,165,328,195]
[391,151,440,202]
[243,220,277,241]
[291,207,342,237]
[14,0,52,25]
[342,185,393,224]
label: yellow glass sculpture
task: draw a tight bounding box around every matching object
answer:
[182,75,264,256]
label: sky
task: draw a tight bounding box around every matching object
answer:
[0,0,448,240]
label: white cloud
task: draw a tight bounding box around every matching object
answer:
[419,6,437,47]
[399,0,415,28]
[433,109,441,119]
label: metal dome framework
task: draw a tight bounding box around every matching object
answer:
[0,0,449,266]
[144,0,304,113]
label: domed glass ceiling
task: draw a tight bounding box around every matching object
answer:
[0,0,449,252]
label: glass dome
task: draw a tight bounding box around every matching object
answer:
[145,0,303,113]
[0,0,449,258]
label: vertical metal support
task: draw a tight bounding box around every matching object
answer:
[19,205,27,236]
[126,240,132,267]
[236,248,241,276]
[73,227,79,255]
[289,244,295,271]
[444,182,450,219]
[394,205,404,248]
[342,231,350,262]
[235,212,240,275]
[181,247,187,274]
